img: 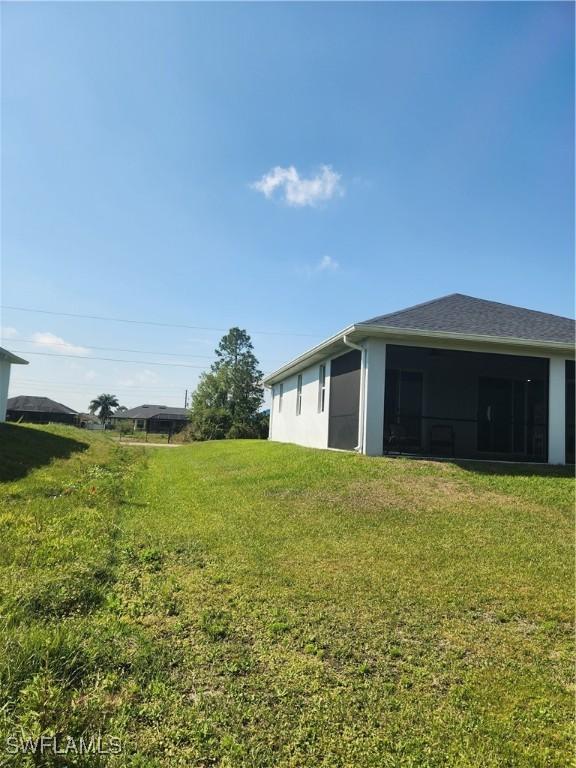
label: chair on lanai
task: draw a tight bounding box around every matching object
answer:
[385,423,416,454]
[429,424,455,457]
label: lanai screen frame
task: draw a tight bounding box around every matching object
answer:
[382,344,550,462]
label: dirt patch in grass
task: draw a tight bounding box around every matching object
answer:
[1,437,573,767]
[345,475,555,516]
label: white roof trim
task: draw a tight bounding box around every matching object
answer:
[358,324,575,350]
[0,347,28,365]
[262,325,355,386]
[262,324,574,386]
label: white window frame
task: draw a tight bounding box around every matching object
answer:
[296,375,303,415]
[318,364,326,413]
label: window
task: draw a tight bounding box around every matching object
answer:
[318,364,326,412]
[278,383,283,413]
[296,375,303,415]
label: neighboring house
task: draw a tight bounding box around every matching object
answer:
[0,348,28,422]
[6,396,78,425]
[110,404,189,433]
[77,413,105,430]
[263,294,575,465]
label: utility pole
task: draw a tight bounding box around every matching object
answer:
[184,389,188,409]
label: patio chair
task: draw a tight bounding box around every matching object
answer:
[384,423,413,454]
[429,424,455,457]
[531,426,546,459]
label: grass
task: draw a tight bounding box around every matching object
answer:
[0,423,90,481]
[0,425,573,766]
[114,432,176,445]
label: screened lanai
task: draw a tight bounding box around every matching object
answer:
[383,345,551,462]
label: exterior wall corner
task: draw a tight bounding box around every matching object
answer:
[362,339,387,456]
[548,356,567,464]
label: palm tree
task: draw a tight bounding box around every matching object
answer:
[89,394,120,424]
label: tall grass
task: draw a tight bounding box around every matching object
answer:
[0,428,573,766]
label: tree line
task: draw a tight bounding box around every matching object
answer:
[87,327,267,440]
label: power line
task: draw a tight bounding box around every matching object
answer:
[10,388,187,406]
[1,305,322,338]
[11,337,286,364]
[12,338,215,359]
[10,350,208,369]
[12,378,192,391]
[10,381,191,395]
[11,380,188,395]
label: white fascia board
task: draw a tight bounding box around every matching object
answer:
[358,324,575,356]
[0,348,28,365]
[262,325,356,386]
[262,324,574,386]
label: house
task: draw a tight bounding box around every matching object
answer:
[0,348,28,422]
[110,404,189,434]
[6,395,78,425]
[77,413,105,430]
[263,294,575,465]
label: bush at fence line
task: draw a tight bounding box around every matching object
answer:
[115,419,134,436]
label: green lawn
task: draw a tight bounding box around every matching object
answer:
[0,424,573,766]
[113,431,176,445]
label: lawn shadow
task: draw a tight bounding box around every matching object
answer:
[450,459,574,479]
[393,453,574,478]
[0,423,89,482]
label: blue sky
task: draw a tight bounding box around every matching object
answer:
[1,2,574,411]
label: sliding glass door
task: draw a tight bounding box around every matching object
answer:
[477,377,547,459]
[384,370,423,452]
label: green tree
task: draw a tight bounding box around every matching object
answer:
[189,328,265,440]
[89,393,120,424]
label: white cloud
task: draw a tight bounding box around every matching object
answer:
[316,255,339,272]
[118,369,160,388]
[298,255,341,279]
[1,326,18,340]
[66,362,97,380]
[251,165,343,207]
[31,332,89,356]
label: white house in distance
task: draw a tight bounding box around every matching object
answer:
[263,294,575,465]
[0,348,29,422]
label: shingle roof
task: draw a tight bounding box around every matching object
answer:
[112,404,189,420]
[7,396,77,414]
[360,294,575,344]
[0,347,28,365]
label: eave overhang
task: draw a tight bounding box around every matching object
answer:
[262,324,575,386]
[0,348,29,365]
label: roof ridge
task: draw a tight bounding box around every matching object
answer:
[7,395,77,413]
[453,293,575,322]
[359,293,461,325]
[360,293,575,326]
[113,404,189,416]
